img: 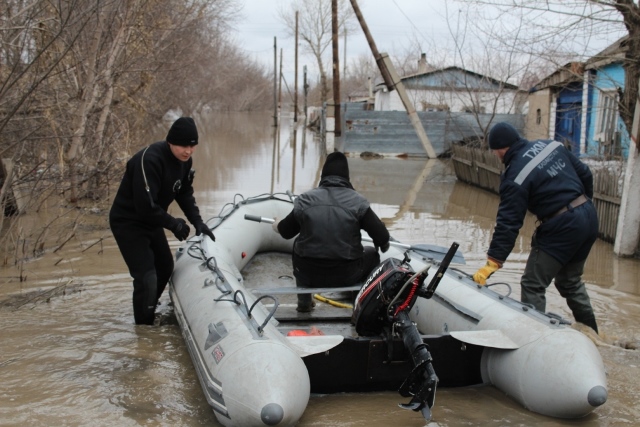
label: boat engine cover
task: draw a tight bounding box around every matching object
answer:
[352,258,416,336]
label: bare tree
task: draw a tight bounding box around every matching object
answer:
[278,0,356,105]
[0,0,271,263]
[460,0,637,147]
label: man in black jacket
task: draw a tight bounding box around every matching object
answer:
[473,122,599,333]
[110,117,215,325]
[273,152,390,312]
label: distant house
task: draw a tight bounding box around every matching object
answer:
[526,37,630,159]
[374,66,526,115]
[526,62,585,154]
[584,37,629,158]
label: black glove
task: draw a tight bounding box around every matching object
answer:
[376,242,390,253]
[170,218,190,241]
[194,221,215,241]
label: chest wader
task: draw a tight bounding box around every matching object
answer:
[133,271,158,325]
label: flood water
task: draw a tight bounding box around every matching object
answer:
[0,111,639,426]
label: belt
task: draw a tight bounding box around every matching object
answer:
[542,194,589,223]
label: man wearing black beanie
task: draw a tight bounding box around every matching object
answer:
[109,117,215,325]
[473,122,599,333]
[273,151,390,312]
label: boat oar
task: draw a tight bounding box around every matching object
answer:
[362,236,465,265]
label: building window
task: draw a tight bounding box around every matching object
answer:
[536,109,541,125]
[595,90,617,142]
[595,89,620,157]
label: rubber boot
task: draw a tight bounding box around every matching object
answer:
[575,312,599,334]
[132,272,158,325]
[297,293,315,313]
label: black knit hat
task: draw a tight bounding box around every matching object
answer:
[167,117,198,146]
[488,122,521,149]
[321,152,350,180]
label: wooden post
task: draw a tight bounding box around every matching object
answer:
[303,65,308,120]
[380,54,437,159]
[349,0,436,158]
[294,11,299,123]
[273,37,277,127]
[278,48,283,117]
[614,79,640,255]
[349,0,393,89]
[332,0,341,137]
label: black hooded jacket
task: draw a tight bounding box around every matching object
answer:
[109,141,203,229]
[278,175,389,262]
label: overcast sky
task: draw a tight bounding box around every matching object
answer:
[234,0,458,79]
[232,0,627,84]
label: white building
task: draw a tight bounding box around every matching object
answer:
[374,66,525,115]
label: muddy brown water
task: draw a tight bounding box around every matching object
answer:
[0,111,639,426]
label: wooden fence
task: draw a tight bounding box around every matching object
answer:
[451,144,622,243]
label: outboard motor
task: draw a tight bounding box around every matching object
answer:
[352,242,459,422]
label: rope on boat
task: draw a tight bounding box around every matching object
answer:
[213,289,280,334]
[205,192,294,231]
[449,267,513,297]
[313,294,353,309]
[182,192,293,335]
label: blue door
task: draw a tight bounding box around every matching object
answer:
[555,102,581,155]
[555,84,583,155]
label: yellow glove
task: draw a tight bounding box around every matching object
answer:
[472,259,501,285]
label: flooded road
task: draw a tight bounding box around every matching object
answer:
[0,111,639,426]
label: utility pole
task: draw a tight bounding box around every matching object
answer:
[343,28,347,79]
[348,0,436,158]
[303,65,308,120]
[294,11,299,123]
[332,0,341,137]
[273,37,277,127]
[278,48,283,117]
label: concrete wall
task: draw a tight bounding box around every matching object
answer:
[525,88,552,141]
[341,104,525,157]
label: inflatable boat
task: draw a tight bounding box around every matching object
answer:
[169,193,607,427]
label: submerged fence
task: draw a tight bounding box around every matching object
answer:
[451,144,622,243]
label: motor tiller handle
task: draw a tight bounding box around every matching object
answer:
[244,214,275,224]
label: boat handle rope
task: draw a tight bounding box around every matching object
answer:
[450,267,513,297]
[214,290,279,335]
[250,295,279,334]
[186,242,226,284]
[204,256,225,283]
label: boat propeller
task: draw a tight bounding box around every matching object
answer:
[352,242,459,422]
[395,311,438,421]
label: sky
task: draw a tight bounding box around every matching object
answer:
[232,0,627,85]
[233,0,458,81]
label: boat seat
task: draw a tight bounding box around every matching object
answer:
[251,284,362,296]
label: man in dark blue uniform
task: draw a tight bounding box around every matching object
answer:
[473,122,599,333]
[273,152,390,312]
[110,117,215,325]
